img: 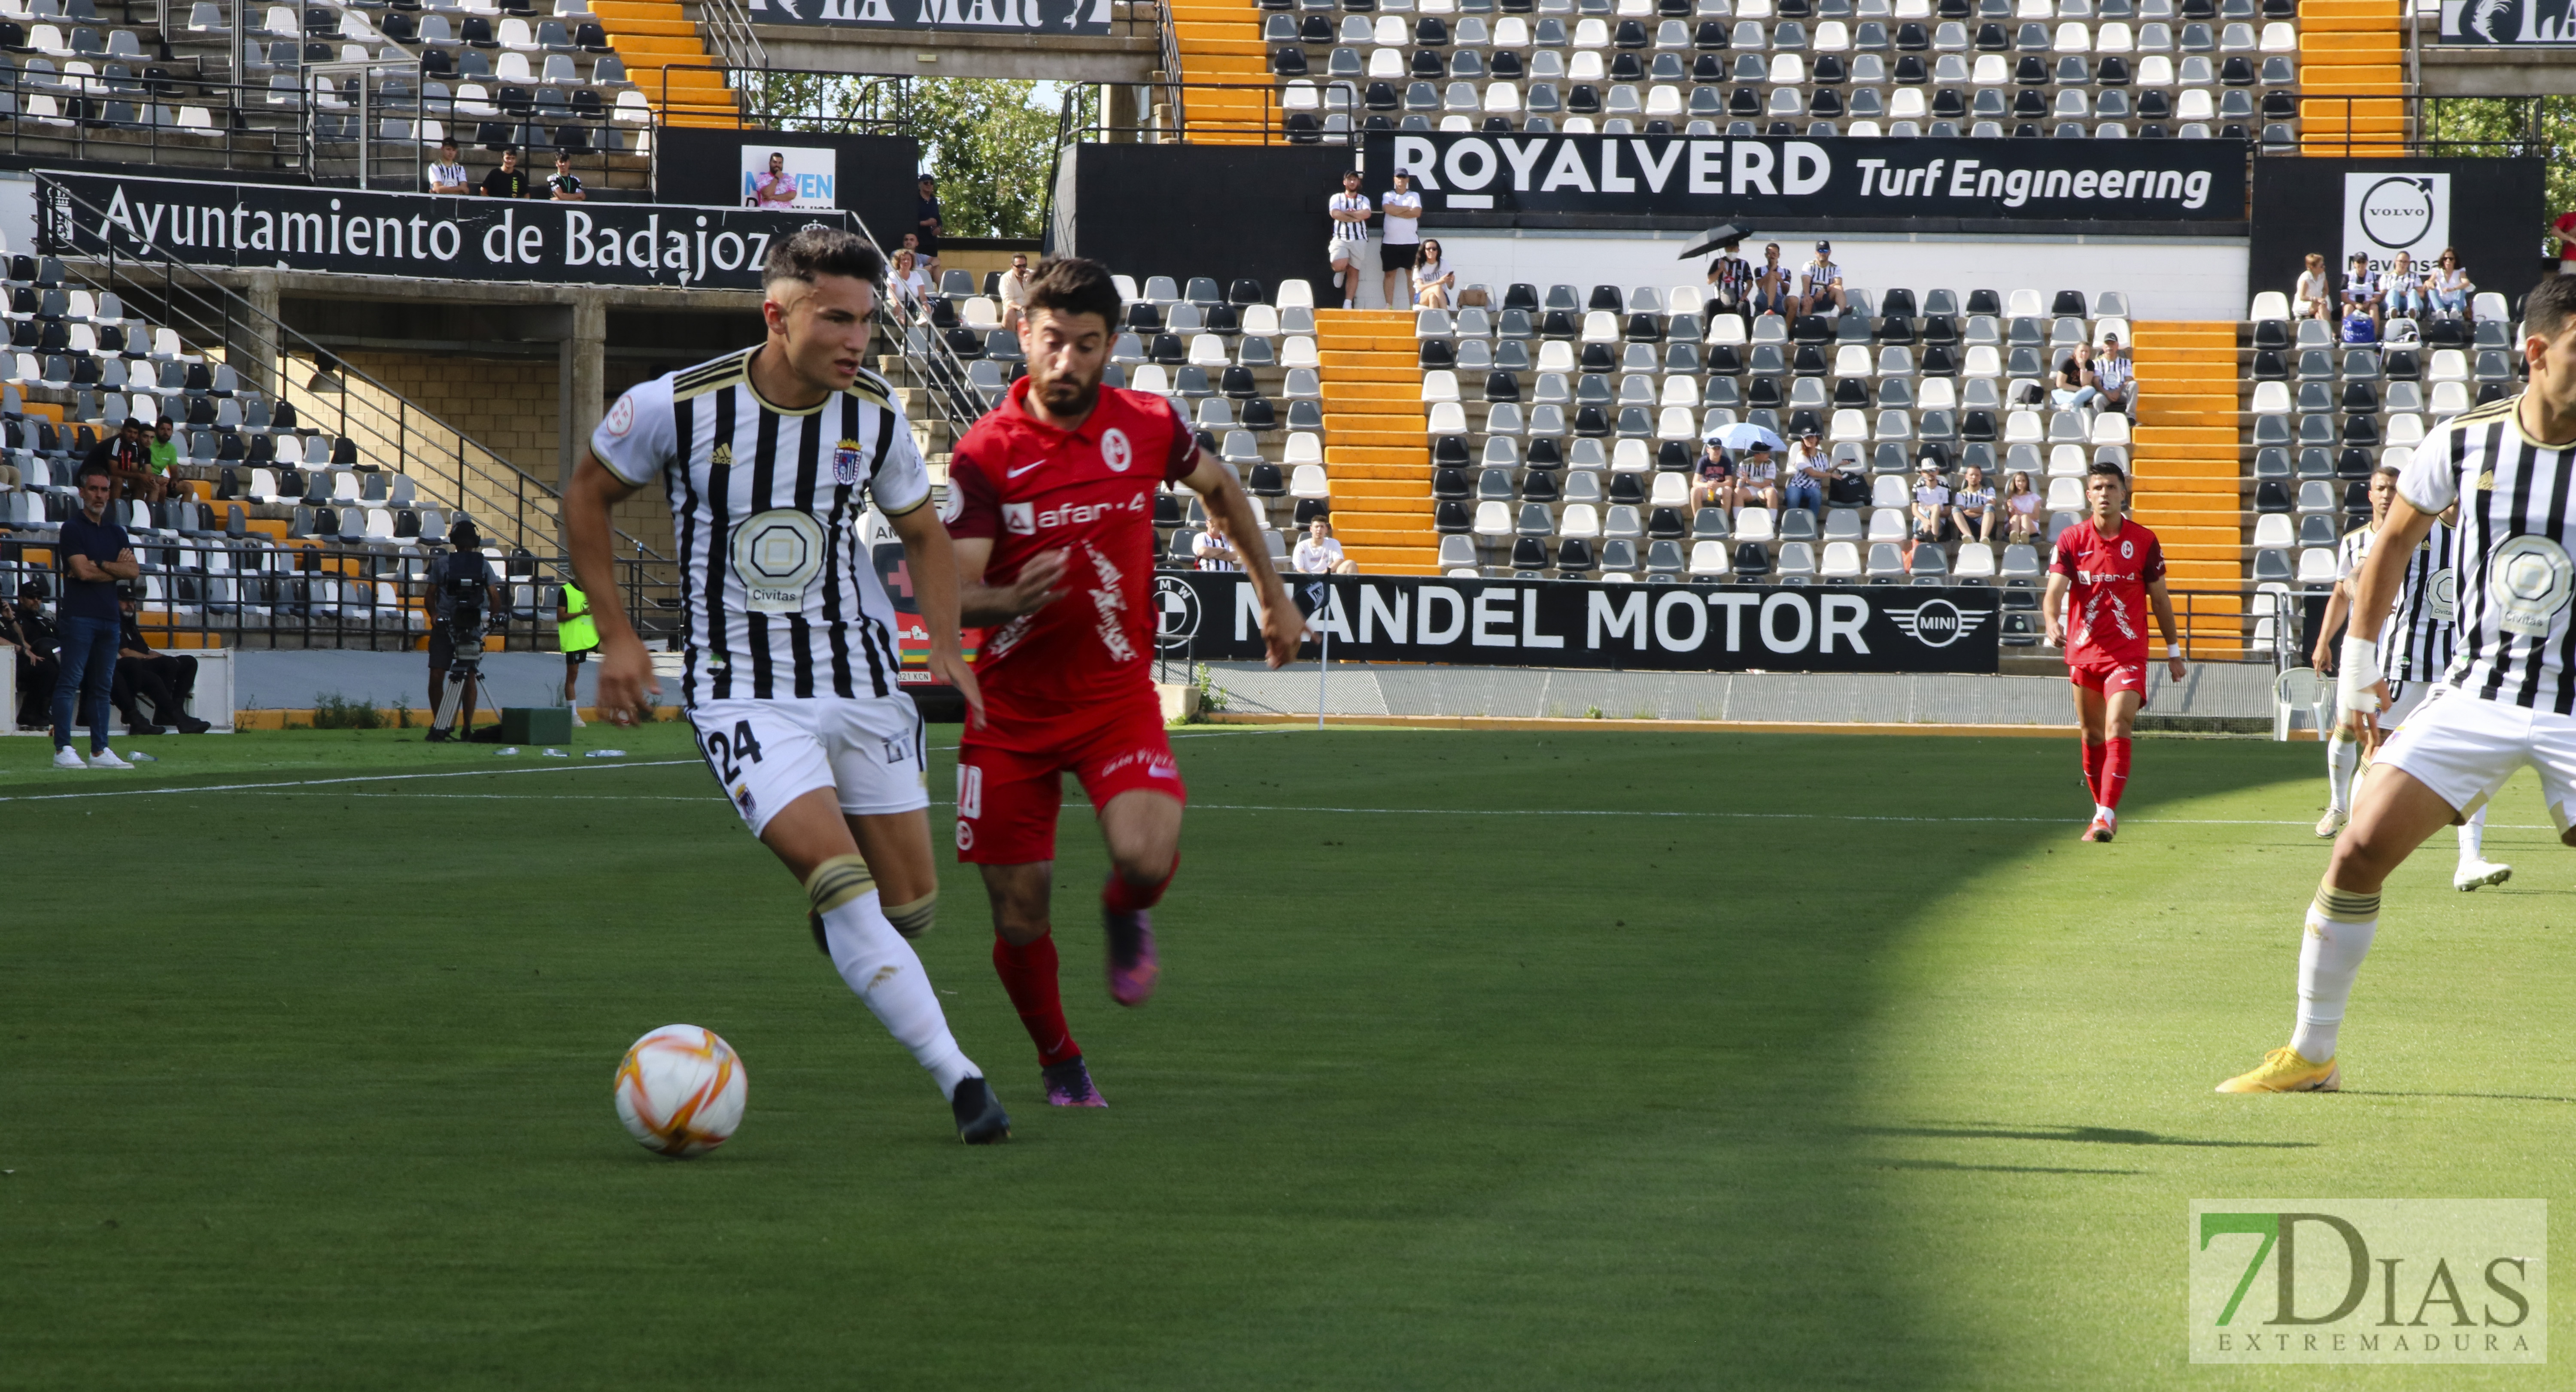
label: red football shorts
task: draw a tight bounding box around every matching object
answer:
[2068,652,2150,704]
[954,704,1186,865]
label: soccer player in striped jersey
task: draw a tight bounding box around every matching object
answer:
[562,227,1011,1143]
[2042,462,2189,843]
[2220,276,2576,1094]
[2311,467,2509,888]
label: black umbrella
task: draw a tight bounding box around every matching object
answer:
[1680,221,1756,259]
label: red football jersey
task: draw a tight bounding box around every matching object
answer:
[943,377,1198,749]
[2049,516,2166,667]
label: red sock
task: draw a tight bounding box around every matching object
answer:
[1103,852,1179,914]
[2081,740,2106,804]
[2100,737,2133,812]
[992,934,1081,1067]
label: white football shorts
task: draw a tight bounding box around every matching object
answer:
[688,694,928,838]
[2381,679,2437,730]
[2374,686,2576,833]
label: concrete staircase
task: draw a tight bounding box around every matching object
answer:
[600,0,738,127]
[1315,308,1440,574]
[2131,321,2248,652]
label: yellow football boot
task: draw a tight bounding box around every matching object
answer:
[2216,1046,2340,1094]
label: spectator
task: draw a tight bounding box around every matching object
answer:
[1750,243,1793,318]
[1911,459,1952,544]
[1796,240,1847,320]
[1735,440,1782,512]
[889,247,931,319]
[2339,252,2381,339]
[1379,170,1423,310]
[85,418,158,503]
[480,148,531,200]
[110,595,207,735]
[1691,436,1736,510]
[996,251,1036,331]
[1783,429,1830,513]
[2003,469,2043,545]
[149,417,180,489]
[548,152,585,202]
[1,578,58,730]
[914,174,944,279]
[51,461,138,769]
[2384,250,2427,319]
[423,520,504,735]
[750,152,798,208]
[2051,343,2099,411]
[2092,333,2132,412]
[2554,206,2576,271]
[2294,252,2333,321]
[2429,247,2474,320]
[1292,517,1358,575]
[427,139,470,195]
[556,570,596,728]
[1327,169,1374,310]
[1410,238,1454,309]
[1951,464,1998,544]
[1705,238,1756,320]
[1194,513,1243,571]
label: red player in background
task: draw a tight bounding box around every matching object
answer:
[942,256,1303,1108]
[2042,462,2189,843]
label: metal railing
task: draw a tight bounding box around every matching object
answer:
[35,178,669,574]
[698,0,769,75]
[1154,0,1185,136]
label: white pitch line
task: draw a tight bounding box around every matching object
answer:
[0,758,700,803]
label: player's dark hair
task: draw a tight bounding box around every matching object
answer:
[762,227,883,290]
[2373,463,2403,482]
[2085,461,2128,490]
[2525,274,2576,340]
[1023,257,1123,331]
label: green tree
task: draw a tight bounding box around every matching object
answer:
[905,79,1093,240]
[2422,96,2576,254]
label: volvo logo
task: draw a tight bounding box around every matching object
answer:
[2358,176,2436,251]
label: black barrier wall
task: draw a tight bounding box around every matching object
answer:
[656,128,920,248]
[38,171,854,289]
[2248,157,2548,317]
[1054,143,1358,301]
[752,0,1112,35]
[1155,573,2001,674]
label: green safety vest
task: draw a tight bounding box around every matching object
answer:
[559,582,598,653]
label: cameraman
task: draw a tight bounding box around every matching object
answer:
[423,520,504,741]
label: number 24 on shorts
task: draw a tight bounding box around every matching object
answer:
[702,720,766,782]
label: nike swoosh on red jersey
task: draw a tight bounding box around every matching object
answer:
[1007,458,1048,478]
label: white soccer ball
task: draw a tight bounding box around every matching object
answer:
[613,1024,747,1158]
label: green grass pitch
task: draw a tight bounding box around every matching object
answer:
[4,722,2572,1389]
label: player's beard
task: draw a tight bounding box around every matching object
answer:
[1036,363,1101,420]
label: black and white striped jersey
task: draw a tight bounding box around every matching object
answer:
[592,347,930,707]
[2335,519,2456,683]
[2397,394,2576,712]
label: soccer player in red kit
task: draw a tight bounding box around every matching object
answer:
[942,257,1303,1107]
[2042,462,2188,843]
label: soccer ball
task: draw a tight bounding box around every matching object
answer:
[613,1024,747,1158]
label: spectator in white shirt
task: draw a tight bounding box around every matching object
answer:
[1796,240,1847,320]
[889,247,930,318]
[996,252,1036,331]
[1410,238,1455,309]
[2003,469,2043,545]
[1705,239,1756,321]
[2092,333,2132,412]
[1194,513,1244,571]
[2429,247,2474,319]
[427,140,469,195]
[1292,518,1358,574]
[2383,250,2427,319]
[1379,170,1422,310]
[1783,430,1830,513]
[1911,460,1952,543]
[1950,464,1998,544]
[1327,170,1375,310]
[2294,252,2333,321]
[1735,442,1782,512]
[2340,252,2382,336]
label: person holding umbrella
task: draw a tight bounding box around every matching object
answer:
[1703,421,1785,513]
[1680,221,1759,326]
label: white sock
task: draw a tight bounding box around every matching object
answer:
[2288,884,2380,1063]
[2458,805,2488,863]
[820,890,979,1099]
[2325,734,2357,813]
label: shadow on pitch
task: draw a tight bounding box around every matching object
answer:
[1876,1158,2145,1177]
[1857,1122,2318,1149]
[2361,1090,2576,1104]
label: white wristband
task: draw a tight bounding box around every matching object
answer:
[2337,634,2382,717]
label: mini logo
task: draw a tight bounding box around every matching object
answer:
[1003,501,1036,536]
[1102,427,1133,473]
[832,438,862,487]
[2358,176,2437,251]
[1887,598,1990,649]
[711,442,734,469]
[1154,574,1202,649]
[603,393,635,438]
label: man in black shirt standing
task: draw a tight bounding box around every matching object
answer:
[481,147,531,200]
[52,461,138,769]
[914,173,943,280]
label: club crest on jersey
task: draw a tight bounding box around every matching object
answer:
[603,392,635,438]
[1003,501,1036,536]
[1101,427,1133,473]
[2120,539,2134,559]
[833,439,863,487]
